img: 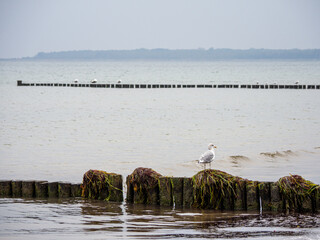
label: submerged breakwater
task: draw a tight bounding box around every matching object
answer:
[17,80,320,89]
[1,168,319,213]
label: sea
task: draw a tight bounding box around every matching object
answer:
[0,59,320,239]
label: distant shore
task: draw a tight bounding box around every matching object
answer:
[1,48,320,61]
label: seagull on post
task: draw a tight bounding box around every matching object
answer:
[198,143,217,170]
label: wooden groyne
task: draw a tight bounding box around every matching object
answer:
[17,80,320,90]
[1,168,319,213]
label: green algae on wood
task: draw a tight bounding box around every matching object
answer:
[82,169,123,202]
[48,182,59,198]
[12,181,22,198]
[246,181,259,211]
[0,180,12,197]
[278,175,319,213]
[35,181,48,198]
[159,177,172,206]
[192,169,244,210]
[58,182,71,198]
[183,178,193,208]
[172,177,184,207]
[258,182,272,211]
[127,167,161,205]
[71,184,82,197]
[21,181,35,198]
[270,182,283,212]
[234,180,246,210]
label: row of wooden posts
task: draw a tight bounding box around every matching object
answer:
[1,169,319,213]
[17,80,320,89]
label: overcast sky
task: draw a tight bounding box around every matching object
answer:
[0,0,320,58]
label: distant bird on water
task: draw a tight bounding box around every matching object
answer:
[91,79,97,83]
[118,79,122,84]
[74,79,78,83]
[198,143,217,169]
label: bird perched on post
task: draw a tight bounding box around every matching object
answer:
[198,143,217,169]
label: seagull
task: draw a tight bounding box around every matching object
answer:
[74,79,79,83]
[91,79,97,83]
[295,81,299,85]
[118,79,122,84]
[198,143,217,170]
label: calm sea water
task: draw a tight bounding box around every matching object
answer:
[0,60,320,239]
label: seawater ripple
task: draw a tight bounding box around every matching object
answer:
[0,198,320,240]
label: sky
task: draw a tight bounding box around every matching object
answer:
[0,0,320,58]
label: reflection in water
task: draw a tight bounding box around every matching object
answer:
[1,198,318,240]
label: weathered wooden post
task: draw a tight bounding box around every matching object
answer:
[58,182,71,198]
[71,184,82,197]
[234,180,246,211]
[246,181,259,211]
[22,181,35,198]
[159,177,172,206]
[12,180,22,198]
[0,180,12,197]
[183,178,193,208]
[48,182,59,198]
[82,170,123,202]
[270,182,283,212]
[35,181,48,198]
[126,168,161,205]
[258,182,271,211]
[172,177,184,207]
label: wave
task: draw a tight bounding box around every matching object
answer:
[229,155,250,161]
[260,150,296,158]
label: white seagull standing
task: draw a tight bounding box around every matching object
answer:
[198,143,217,169]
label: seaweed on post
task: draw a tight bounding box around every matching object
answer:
[278,175,319,213]
[192,169,245,210]
[127,167,162,204]
[82,169,123,201]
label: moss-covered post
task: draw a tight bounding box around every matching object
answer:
[48,182,59,198]
[22,181,35,198]
[258,182,271,211]
[234,180,246,211]
[127,168,161,205]
[246,181,259,211]
[12,181,22,198]
[0,180,12,197]
[71,184,82,197]
[58,182,71,198]
[159,177,172,206]
[183,178,193,208]
[270,182,283,212]
[126,176,134,203]
[108,174,123,202]
[172,177,184,207]
[35,181,48,198]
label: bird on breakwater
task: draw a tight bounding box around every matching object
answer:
[198,143,217,169]
[74,79,78,83]
[295,81,299,85]
[118,79,122,84]
[91,79,97,83]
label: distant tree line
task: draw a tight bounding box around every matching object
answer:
[31,48,320,60]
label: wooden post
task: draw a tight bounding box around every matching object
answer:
[22,181,35,198]
[48,182,59,198]
[234,181,246,211]
[108,174,123,202]
[270,182,283,212]
[172,177,183,207]
[183,178,193,208]
[12,180,22,198]
[258,182,271,211]
[246,181,259,211]
[159,177,172,206]
[35,181,48,198]
[0,180,12,197]
[71,184,82,197]
[58,182,71,198]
